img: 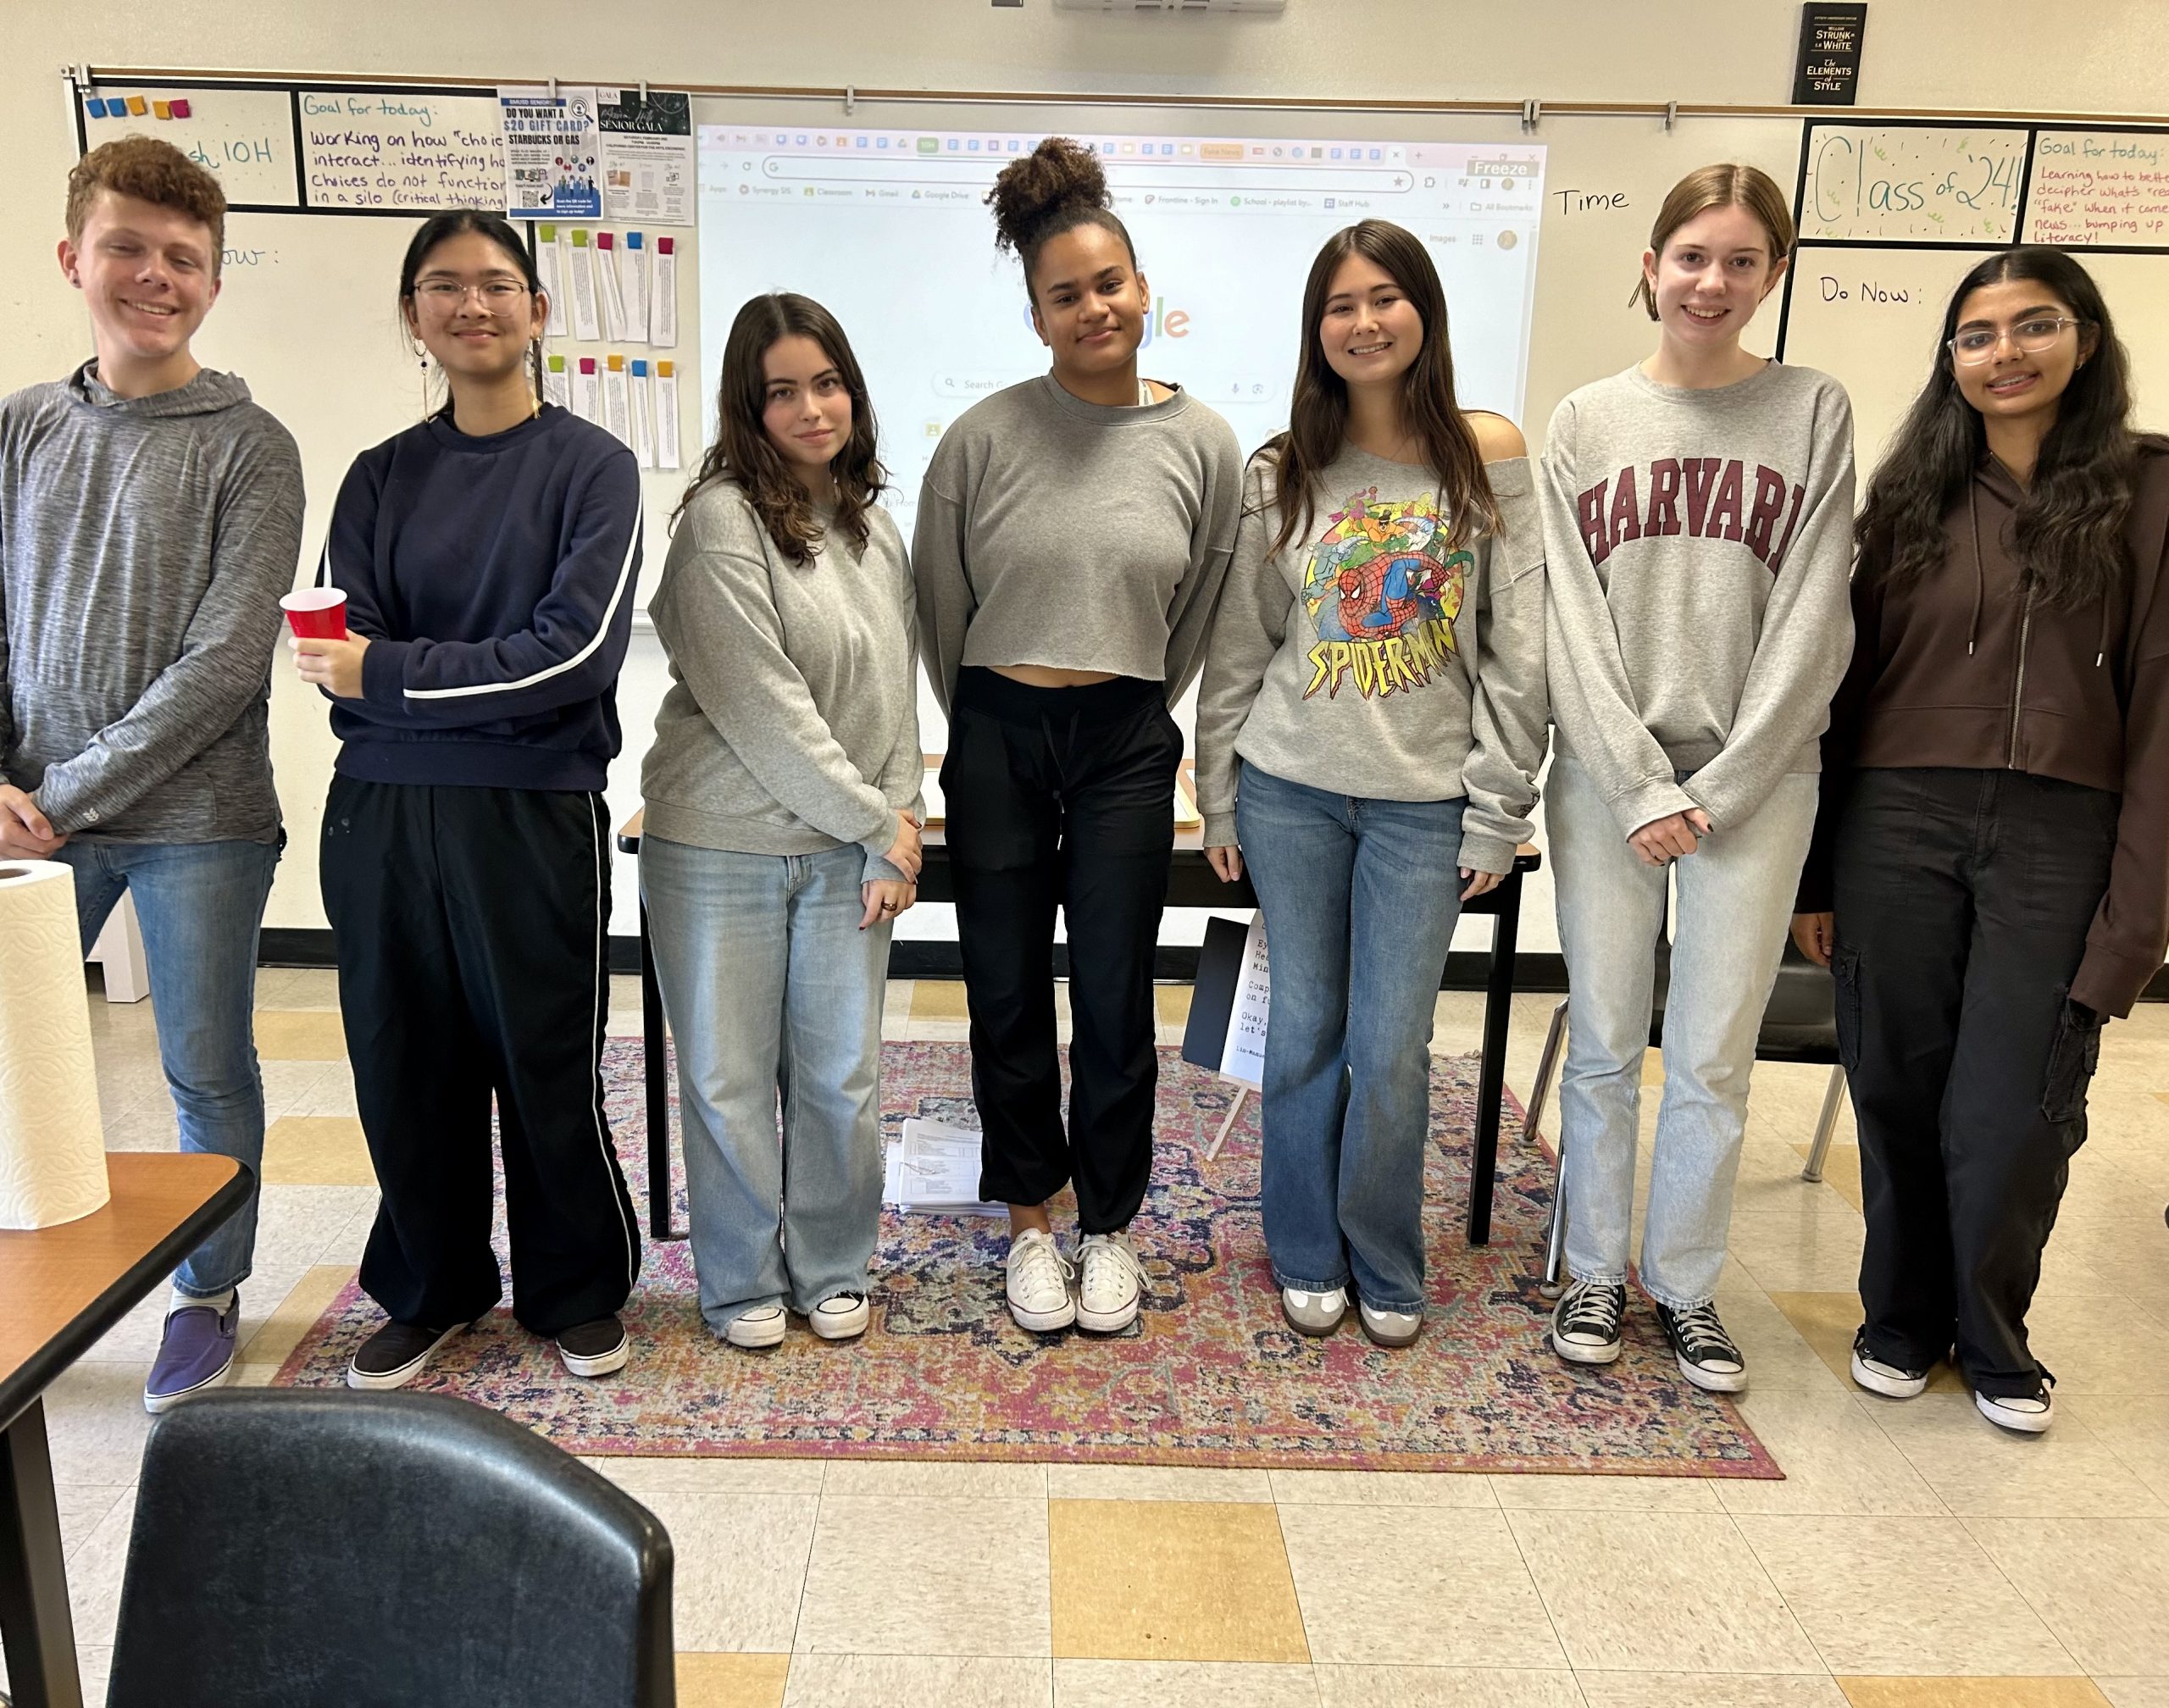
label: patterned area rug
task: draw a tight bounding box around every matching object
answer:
[274,1041,1777,1477]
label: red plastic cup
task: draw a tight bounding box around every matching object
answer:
[281,588,348,640]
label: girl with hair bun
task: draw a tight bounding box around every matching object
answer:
[1795,247,2169,1434]
[915,136,1243,1337]
[1540,164,1856,1394]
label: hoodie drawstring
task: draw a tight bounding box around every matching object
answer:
[1965,484,1986,657]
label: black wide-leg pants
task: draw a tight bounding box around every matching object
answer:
[321,776,641,1337]
[942,668,1180,1234]
[1832,767,2114,1397]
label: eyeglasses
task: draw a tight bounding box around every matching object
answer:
[1949,315,2085,365]
[413,280,531,308]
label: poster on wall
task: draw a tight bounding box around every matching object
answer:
[598,89,696,226]
[499,84,602,219]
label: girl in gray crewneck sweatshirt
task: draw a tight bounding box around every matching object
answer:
[1540,165,1856,1395]
[1195,220,1547,1348]
[641,294,924,1350]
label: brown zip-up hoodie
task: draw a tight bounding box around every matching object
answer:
[1800,441,2169,1016]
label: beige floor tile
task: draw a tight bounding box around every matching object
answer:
[1706,1281,1854,1395]
[1046,1465,1272,1503]
[1835,1682,2112,1706]
[784,1655,1053,1707]
[677,1652,791,1708]
[253,1009,349,1060]
[1268,1469,1497,1509]
[2096,1681,2169,1708]
[259,1115,374,1186]
[1876,1394,2167,1519]
[1729,1210,1870,1294]
[40,1362,157,1484]
[102,1102,179,1152]
[2022,1293,2169,1397]
[1578,1677,1846,1706]
[56,1483,132,1562]
[1048,1500,1307,1664]
[1713,1390,1946,1517]
[909,980,971,1023]
[1504,1511,1819,1674]
[1278,1504,1562,1669]
[1764,1292,1965,1396]
[638,1492,818,1653]
[2059,1397,2169,1505]
[253,967,344,1010]
[1315,1666,1584,1706]
[796,1495,1049,1656]
[1487,1472,1719,1513]
[1967,1517,2169,1677]
[238,1264,356,1367]
[1154,985,1195,1028]
[1735,1515,2077,1676]
[63,1490,136,1650]
[821,1461,1046,1500]
[582,1456,828,1496]
[1054,1659,1317,1706]
[1788,1140,1865,1213]
[249,1184,381,1271]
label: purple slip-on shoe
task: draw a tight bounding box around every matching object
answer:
[144,1292,241,1415]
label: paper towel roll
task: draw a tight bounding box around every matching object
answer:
[0,860,109,1229]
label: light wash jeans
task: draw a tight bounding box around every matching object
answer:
[639,835,890,1334]
[1237,762,1467,1314]
[1549,755,1817,1308]
[59,835,282,1298]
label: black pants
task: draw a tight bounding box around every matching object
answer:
[1832,767,2113,1396]
[320,777,641,1337]
[943,668,1181,1233]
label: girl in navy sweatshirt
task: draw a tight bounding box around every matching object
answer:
[295,210,643,1390]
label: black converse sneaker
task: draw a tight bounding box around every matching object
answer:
[1550,1278,1626,1366]
[1656,1300,1747,1393]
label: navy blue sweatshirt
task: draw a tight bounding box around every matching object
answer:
[319,403,641,790]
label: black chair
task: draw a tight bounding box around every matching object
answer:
[105,1390,674,1708]
[1523,932,1847,1288]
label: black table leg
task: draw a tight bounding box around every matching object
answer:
[1466,873,1523,1247]
[0,1399,82,1708]
[638,896,681,1242]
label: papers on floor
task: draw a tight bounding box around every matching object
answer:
[884,1117,1006,1217]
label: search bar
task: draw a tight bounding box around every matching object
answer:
[761,157,1412,195]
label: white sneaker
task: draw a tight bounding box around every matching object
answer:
[1357,1301,1423,1348]
[811,1292,871,1341]
[1006,1228,1077,1333]
[1976,1384,2055,1434]
[1280,1286,1347,1336]
[1850,1329,1928,1400]
[724,1304,787,1349]
[1076,1232,1146,1334]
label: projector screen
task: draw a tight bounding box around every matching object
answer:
[696,125,1549,539]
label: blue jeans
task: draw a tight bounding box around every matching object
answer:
[59,835,282,1298]
[1236,762,1467,1313]
[639,835,890,1334]
[1549,754,1817,1307]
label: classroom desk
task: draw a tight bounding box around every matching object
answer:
[615,812,1539,1250]
[0,1153,250,1708]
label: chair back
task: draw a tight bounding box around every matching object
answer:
[105,1389,674,1708]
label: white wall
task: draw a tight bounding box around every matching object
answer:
[11,0,2169,961]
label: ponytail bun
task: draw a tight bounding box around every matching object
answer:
[987,136,1111,258]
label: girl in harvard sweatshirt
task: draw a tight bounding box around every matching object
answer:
[1195,219,1547,1347]
[296,211,642,1392]
[1794,249,2169,1435]
[1541,165,1856,1393]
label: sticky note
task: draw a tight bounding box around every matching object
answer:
[85,97,108,118]
[596,231,615,251]
[547,354,566,373]
[657,361,674,377]
[579,358,596,374]
[539,223,557,241]
[570,230,590,247]
[657,237,674,255]
[169,98,191,118]
[626,231,643,250]
[153,101,171,119]
[125,96,148,116]
[630,359,647,376]
[606,354,624,371]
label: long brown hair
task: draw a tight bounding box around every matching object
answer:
[1261,220,1500,560]
[1630,163,1795,318]
[1858,247,2146,610]
[677,292,885,564]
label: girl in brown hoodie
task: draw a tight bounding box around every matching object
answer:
[1795,247,2169,1435]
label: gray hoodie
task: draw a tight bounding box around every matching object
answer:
[0,362,304,841]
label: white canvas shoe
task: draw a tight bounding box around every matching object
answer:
[1006,1228,1077,1333]
[1076,1233,1146,1334]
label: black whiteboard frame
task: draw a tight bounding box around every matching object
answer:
[69,74,513,219]
[1774,114,2169,360]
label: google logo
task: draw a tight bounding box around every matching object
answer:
[1020,296,1192,346]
